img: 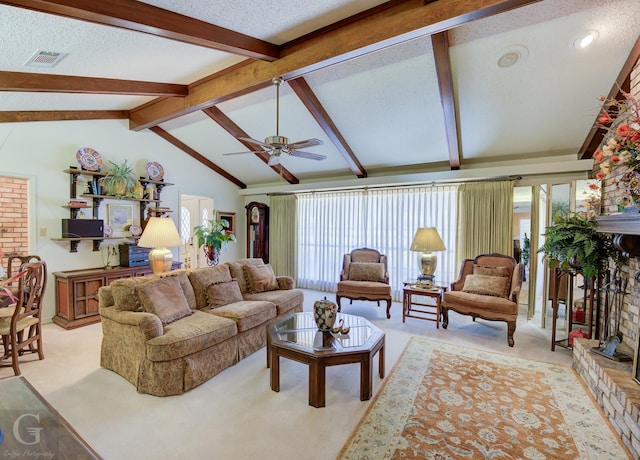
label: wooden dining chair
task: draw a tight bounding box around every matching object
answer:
[0,260,47,375]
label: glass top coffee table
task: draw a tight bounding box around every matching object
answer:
[267,312,385,408]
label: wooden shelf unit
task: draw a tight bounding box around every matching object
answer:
[56,167,174,252]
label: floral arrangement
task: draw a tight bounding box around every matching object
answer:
[593,92,640,181]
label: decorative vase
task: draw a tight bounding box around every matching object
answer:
[132,182,144,199]
[203,245,219,266]
[313,297,337,332]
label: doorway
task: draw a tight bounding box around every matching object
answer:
[180,195,213,269]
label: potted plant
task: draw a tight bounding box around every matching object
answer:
[101,159,138,197]
[193,214,236,266]
[538,212,624,279]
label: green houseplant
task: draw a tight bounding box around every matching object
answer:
[100,159,138,197]
[538,212,623,279]
[193,215,236,266]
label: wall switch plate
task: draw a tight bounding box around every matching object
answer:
[39,227,47,236]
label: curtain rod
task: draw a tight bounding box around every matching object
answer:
[268,175,523,196]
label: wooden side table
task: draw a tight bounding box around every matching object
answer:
[402,283,447,328]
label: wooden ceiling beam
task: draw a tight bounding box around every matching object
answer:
[288,77,367,178]
[431,31,461,170]
[202,106,299,185]
[149,126,247,189]
[579,35,640,160]
[0,71,188,96]
[0,110,128,122]
[129,0,542,131]
[1,0,279,61]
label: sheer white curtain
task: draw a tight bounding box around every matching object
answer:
[297,185,458,301]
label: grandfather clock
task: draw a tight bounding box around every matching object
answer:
[246,202,269,262]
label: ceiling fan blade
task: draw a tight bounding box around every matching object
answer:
[238,137,272,149]
[289,150,326,161]
[223,150,264,156]
[286,138,324,150]
[267,154,280,166]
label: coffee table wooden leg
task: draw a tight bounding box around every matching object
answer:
[309,361,326,407]
[360,354,373,401]
[270,347,280,392]
[379,343,385,378]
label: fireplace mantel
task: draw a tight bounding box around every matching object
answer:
[597,213,640,257]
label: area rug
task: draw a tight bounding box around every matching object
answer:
[339,337,630,459]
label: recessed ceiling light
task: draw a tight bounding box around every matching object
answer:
[573,30,599,49]
[497,45,529,69]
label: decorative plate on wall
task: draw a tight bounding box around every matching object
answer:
[146,161,164,180]
[104,224,113,237]
[76,147,103,171]
[129,224,142,237]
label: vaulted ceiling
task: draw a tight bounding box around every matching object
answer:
[1,0,639,193]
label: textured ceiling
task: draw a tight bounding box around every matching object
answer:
[1,0,639,192]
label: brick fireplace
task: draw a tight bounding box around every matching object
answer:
[571,59,640,458]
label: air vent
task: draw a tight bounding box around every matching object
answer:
[24,50,68,68]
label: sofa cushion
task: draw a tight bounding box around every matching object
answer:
[159,270,197,310]
[243,289,304,316]
[206,300,276,332]
[110,277,145,312]
[462,274,509,298]
[138,276,192,325]
[145,310,237,362]
[228,258,264,293]
[444,290,518,316]
[206,279,243,308]
[474,264,511,279]
[245,264,279,293]
[348,262,385,282]
[187,265,232,309]
[337,280,391,296]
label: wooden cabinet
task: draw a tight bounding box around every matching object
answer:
[53,263,180,329]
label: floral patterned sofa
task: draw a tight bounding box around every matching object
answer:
[99,258,303,396]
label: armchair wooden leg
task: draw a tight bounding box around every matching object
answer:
[385,299,391,319]
[336,295,342,312]
[507,321,516,347]
[441,308,449,329]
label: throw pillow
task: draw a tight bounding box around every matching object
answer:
[187,265,232,309]
[137,276,192,325]
[474,264,511,278]
[348,262,385,282]
[462,274,509,298]
[159,270,197,310]
[206,279,243,308]
[245,264,279,293]
[110,277,145,312]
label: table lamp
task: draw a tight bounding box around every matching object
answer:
[410,227,446,284]
[137,217,182,274]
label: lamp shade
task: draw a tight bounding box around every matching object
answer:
[410,227,446,252]
[138,217,181,249]
[137,217,182,274]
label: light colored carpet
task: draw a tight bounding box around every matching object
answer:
[339,337,630,459]
[0,289,576,459]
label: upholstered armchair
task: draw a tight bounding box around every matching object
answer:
[336,248,392,318]
[442,253,523,347]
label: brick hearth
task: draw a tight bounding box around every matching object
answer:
[573,338,640,457]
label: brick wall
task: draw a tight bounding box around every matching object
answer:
[597,58,640,352]
[0,176,29,262]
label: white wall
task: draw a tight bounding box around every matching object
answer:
[0,118,244,321]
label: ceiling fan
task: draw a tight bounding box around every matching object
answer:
[224,77,326,166]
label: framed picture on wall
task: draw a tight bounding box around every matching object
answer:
[108,204,134,237]
[216,211,236,235]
